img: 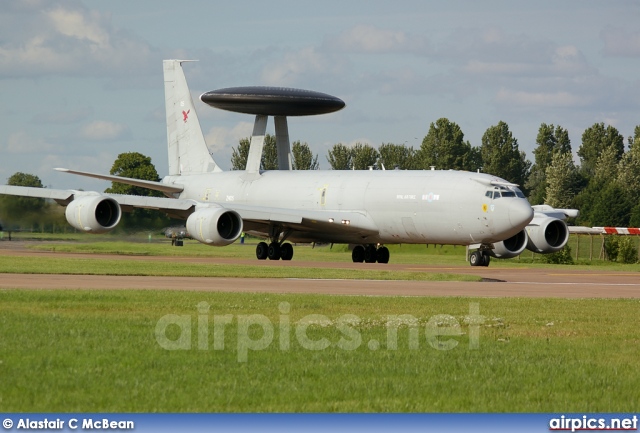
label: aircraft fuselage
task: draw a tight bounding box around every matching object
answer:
[168,169,533,245]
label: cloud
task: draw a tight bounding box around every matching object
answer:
[0,1,155,78]
[260,47,348,87]
[601,26,640,57]
[4,131,56,154]
[33,107,93,124]
[39,152,116,189]
[79,120,130,141]
[345,138,373,148]
[495,88,591,108]
[326,25,429,55]
[48,7,110,49]
[204,121,253,153]
[462,44,589,78]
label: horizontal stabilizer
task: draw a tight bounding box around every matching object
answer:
[55,168,184,194]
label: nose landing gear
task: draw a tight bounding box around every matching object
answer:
[469,250,490,267]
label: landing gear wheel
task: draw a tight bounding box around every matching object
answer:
[377,246,390,264]
[267,242,281,260]
[280,243,294,261]
[469,251,482,267]
[256,242,268,260]
[352,245,365,263]
[481,252,491,267]
[364,245,377,263]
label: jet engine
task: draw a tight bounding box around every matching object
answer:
[489,229,528,258]
[526,216,569,254]
[65,195,121,233]
[186,207,243,246]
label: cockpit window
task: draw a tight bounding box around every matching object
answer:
[513,188,526,198]
[486,186,526,199]
[487,185,527,199]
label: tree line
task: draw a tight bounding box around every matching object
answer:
[229,119,640,227]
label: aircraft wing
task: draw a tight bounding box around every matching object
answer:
[226,202,379,242]
[0,185,75,202]
[0,185,378,241]
[0,185,197,217]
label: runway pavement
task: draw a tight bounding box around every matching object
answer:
[1,242,639,298]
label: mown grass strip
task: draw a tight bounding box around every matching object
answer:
[27,239,640,270]
[0,290,638,412]
[0,255,480,281]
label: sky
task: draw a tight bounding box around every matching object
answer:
[1,0,639,190]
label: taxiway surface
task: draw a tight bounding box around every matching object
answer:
[0,242,638,298]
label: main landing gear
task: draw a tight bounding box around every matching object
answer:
[469,250,491,267]
[255,226,294,261]
[256,241,294,261]
[351,244,390,264]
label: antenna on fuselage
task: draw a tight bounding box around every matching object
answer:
[200,87,345,173]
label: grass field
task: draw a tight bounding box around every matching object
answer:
[1,235,639,413]
[21,237,640,271]
[8,229,640,265]
[0,290,638,412]
[0,254,480,281]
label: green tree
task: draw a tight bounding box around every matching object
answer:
[574,146,622,226]
[105,152,162,196]
[231,138,250,170]
[618,128,640,196]
[577,122,624,177]
[4,172,45,212]
[480,121,531,187]
[104,152,168,231]
[544,151,578,209]
[417,118,479,171]
[627,125,640,149]
[617,236,638,264]
[291,141,319,170]
[351,143,379,170]
[0,172,46,229]
[526,123,571,205]
[261,135,278,170]
[233,134,293,171]
[593,144,620,182]
[378,143,415,170]
[629,204,640,227]
[327,143,353,170]
[603,236,638,263]
[588,182,631,227]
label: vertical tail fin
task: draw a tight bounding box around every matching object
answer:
[163,59,222,175]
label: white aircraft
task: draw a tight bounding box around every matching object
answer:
[0,60,575,266]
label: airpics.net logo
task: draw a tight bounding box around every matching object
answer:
[155,302,485,362]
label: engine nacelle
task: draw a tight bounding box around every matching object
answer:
[65,195,121,234]
[489,229,528,258]
[186,207,243,246]
[526,216,569,254]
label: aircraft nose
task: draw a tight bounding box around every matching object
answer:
[508,200,534,228]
